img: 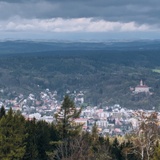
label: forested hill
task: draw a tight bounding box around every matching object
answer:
[1,40,160,109]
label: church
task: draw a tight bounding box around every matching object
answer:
[134,80,150,93]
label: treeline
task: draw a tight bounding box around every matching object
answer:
[0,96,160,160]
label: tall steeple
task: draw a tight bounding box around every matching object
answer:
[140,80,143,86]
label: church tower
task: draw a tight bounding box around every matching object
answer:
[140,80,143,86]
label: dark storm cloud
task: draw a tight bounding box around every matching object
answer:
[0,0,160,25]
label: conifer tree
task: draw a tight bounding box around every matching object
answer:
[0,108,26,160]
[23,118,38,160]
[111,137,123,160]
[36,120,50,160]
[54,95,82,159]
[55,95,82,139]
[23,119,51,160]
[0,106,5,119]
[90,124,112,160]
[91,123,99,154]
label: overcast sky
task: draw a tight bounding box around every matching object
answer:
[0,0,160,40]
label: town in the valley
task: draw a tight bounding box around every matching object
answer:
[0,80,158,136]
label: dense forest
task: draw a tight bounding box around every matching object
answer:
[0,96,160,160]
[0,40,160,109]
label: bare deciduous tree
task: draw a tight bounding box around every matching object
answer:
[128,111,160,160]
[54,135,92,160]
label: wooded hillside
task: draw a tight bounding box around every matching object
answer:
[0,40,160,109]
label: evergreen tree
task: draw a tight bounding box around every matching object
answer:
[36,120,50,160]
[0,108,26,160]
[54,95,82,159]
[91,123,99,153]
[49,122,60,143]
[111,137,123,160]
[47,122,60,159]
[23,119,51,160]
[0,106,5,119]
[55,95,82,139]
[90,124,112,160]
[23,118,38,160]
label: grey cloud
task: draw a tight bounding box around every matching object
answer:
[0,0,160,25]
[0,0,34,2]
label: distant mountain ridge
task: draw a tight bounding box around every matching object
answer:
[0,39,160,54]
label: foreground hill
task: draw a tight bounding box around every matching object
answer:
[0,40,160,109]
